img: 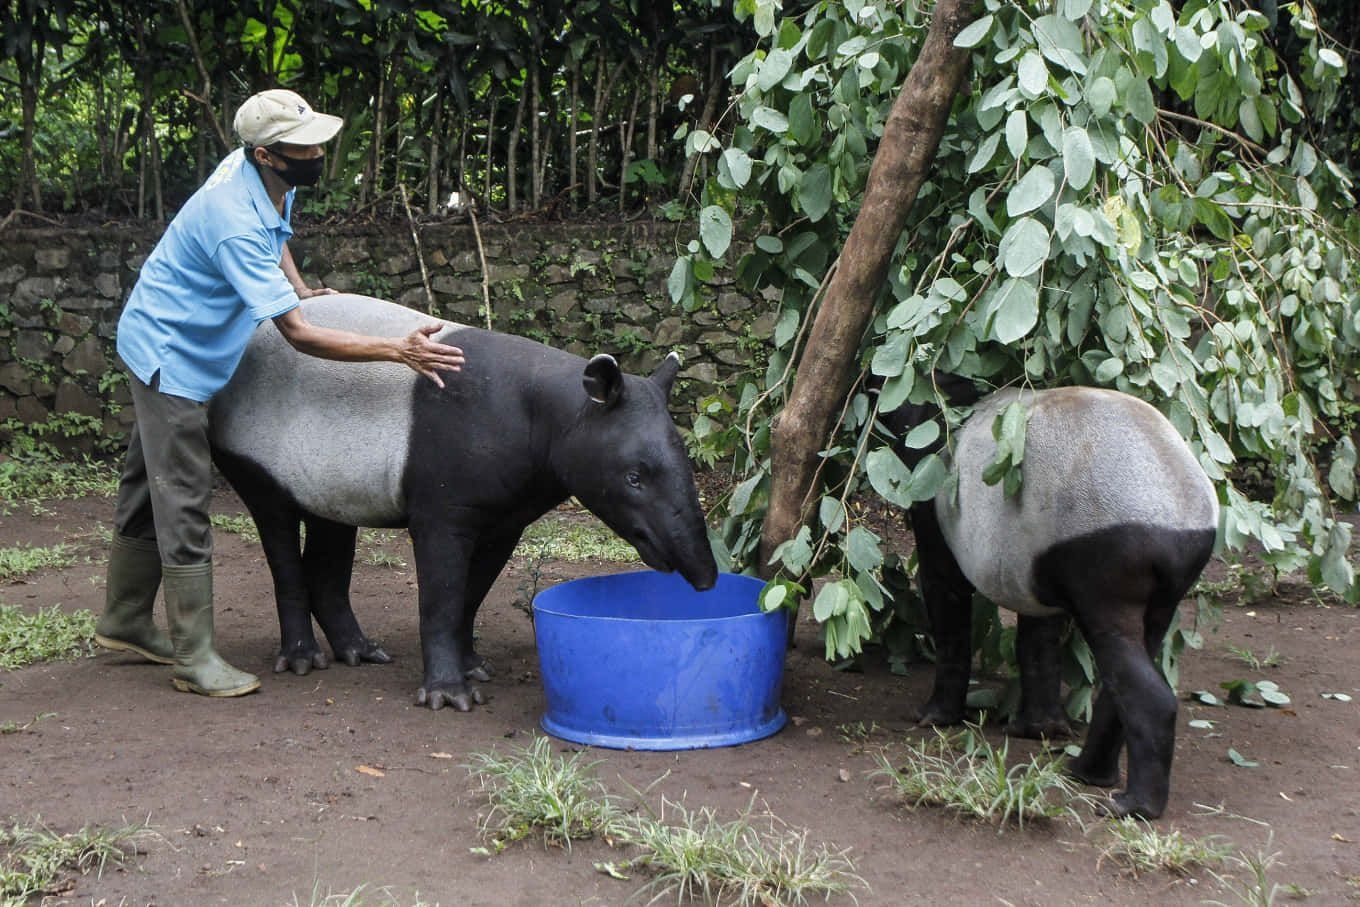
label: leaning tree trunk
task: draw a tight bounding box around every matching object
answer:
[757,0,979,577]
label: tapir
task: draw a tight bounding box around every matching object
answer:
[882,379,1219,818]
[207,293,718,711]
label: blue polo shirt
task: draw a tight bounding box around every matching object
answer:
[117,148,301,402]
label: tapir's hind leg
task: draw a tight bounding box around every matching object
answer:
[1069,600,1178,819]
[302,516,390,668]
[212,449,326,675]
[910,503,977,727]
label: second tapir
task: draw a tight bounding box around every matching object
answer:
[208,293,718,711]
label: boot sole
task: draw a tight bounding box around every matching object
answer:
[95,634,175,666]
[171,677,261,697]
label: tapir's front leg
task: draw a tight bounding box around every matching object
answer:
[1006,614,1073,739]
[409,523,483,711]
[909,503,975,727]
[456,530,524,683]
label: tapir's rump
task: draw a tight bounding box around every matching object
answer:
[937,386,1219,615]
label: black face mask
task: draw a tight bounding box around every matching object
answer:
[266,149,325,187]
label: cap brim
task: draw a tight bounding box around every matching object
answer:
[273,112,344,146]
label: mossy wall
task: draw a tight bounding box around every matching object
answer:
[0,220,771,456]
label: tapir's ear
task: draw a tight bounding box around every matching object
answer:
[583,354,624,406]
[651,351,681,396]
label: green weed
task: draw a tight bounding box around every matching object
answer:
[0,455,118,505]
[0,544,77,582]
[465,735,618,850]
[0,817,150,905]
[609,797,865,907]
[871,724,1090,828]
[210,513,260,544]
[1097,817,1233,876]
[0,604,95,670]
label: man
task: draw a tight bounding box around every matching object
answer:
[94,88,465,698]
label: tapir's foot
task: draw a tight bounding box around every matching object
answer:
[915,699,965,728]
[416,682,486,712]
[1004,714,1073,740]
[1094,790,1164,821]
[1066,754,1120,789]
[274,642,329,676]
[332,637,392,668]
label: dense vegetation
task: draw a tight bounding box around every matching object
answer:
[669,0,1360,712]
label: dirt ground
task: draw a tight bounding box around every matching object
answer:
[2,482,1358,907]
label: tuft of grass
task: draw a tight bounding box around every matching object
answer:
[291,882,438,907]
[0,604,96,670]
[0,544,78,582]
[0,457,119,506]
[1207,840,1288,906]
[609,797,865,907]
[1227,644,1282,670]
[1097,817,1233,877]
[210,513,260,544]
[870,724,1089,829]
[465,735,619,850]
[0,817,150,904]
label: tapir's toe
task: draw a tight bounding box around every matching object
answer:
[335,639,392,667]
[274,647,329,676]
[416,683,486,712]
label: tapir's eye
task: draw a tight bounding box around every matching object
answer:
[627,470,642,488]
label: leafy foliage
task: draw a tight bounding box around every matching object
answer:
[681,0,1360,716]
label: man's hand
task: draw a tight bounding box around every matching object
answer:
[295,285,339,300]
[399,323,465,388]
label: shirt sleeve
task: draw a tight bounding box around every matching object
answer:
[213,232,300,323]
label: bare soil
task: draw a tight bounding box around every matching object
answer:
[2,483,1358,906]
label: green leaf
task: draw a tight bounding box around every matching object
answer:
[799,162,834,223]
[699,205,733,258]
[985,277,1040,344]
[756,47,794,91]
[998,217,1051,278]
[719,148,754,189]
[1007,166,1056,216]
[1319,521,1354,596]
[954,14,994,48]
[751,106,789,133]
[666,256,691,305]
[1062,126,1095,190]
[1017,51,1048,99]
[1124,76,1157,124]
[1227,748,1259,768]
[902,420,941,450]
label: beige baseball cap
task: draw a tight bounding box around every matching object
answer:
[233,89,343,147]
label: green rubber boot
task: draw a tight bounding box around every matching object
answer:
[163,562,260,697]
[95,534,174,664]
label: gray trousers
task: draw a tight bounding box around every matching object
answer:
[113,371,214,566]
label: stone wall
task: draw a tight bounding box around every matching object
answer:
[0,220,770,456]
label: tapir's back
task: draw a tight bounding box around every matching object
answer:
[208,294,466,526]
[937,387,1219,614]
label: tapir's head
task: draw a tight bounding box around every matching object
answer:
[557,352,718,592]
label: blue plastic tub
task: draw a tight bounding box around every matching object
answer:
[533,571,788,750]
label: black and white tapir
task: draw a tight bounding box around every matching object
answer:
[882,377,1219,818]
[207,294,718,711]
